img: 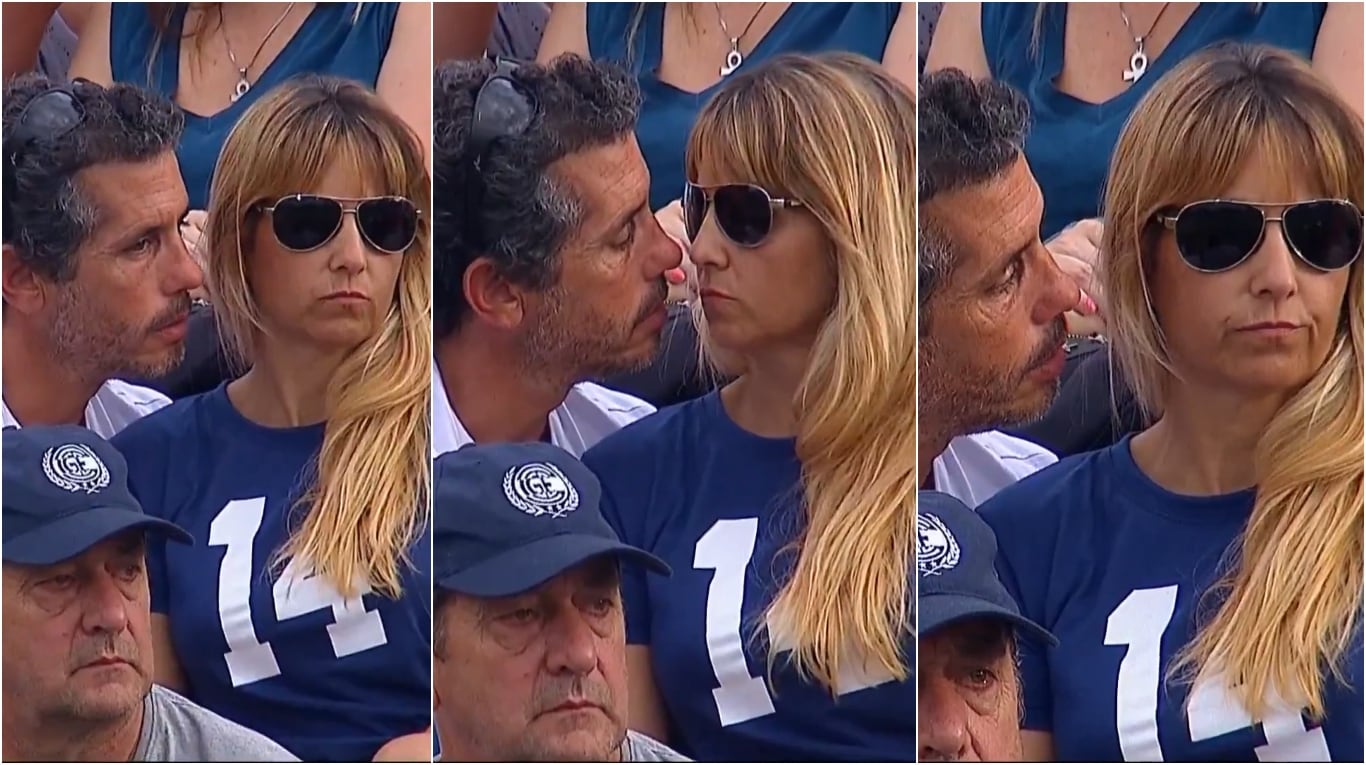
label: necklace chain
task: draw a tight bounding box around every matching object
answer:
[714,3,768,78]
[1117,2,1170,83]
[223,3,298,103]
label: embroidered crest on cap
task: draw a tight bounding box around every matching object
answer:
[42,443,110,494]
[503,462,579,518]
[917,512,960,576]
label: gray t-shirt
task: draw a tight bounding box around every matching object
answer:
[624,730,690,762]
[133,685,297,762]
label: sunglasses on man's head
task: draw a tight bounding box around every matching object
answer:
[258,195,420,254]
[683,182,804,248]
[4,87,87,242]
[468,57,537,170]
[1155,198,1362,273]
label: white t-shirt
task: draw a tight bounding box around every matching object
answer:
[432,361,655,458]
[932,430,1057,508]
[2,379,169,438]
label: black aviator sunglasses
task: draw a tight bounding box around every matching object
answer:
[258,194,420,254]
[683,181,805,248]
[1156,198,1362,273]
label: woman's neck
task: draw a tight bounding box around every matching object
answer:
[721,342,812,439]
[1129,382,1292,496]
[227,340,349,427]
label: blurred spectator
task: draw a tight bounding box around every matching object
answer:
[69,2,431,209]
[433,2,551,63]
[927,2,1360,240]
[489,1,551,60]
[919,1,942,74]
[539,2,914,211]
[432,3,499,62]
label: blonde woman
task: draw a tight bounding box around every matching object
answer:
[581,52,915,759]
[111,76,431,762]
[979,44,1362,761]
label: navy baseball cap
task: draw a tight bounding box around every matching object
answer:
[3,426,192,566]
[918,491,1057,646]
[434,442,671,598]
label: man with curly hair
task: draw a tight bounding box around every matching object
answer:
[2,75,202,436]
[431,54,682,457]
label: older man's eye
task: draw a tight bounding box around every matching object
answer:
[965,667,998,690]
[502,608,538,626]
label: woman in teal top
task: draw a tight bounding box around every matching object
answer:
[928,2,1359,240]
[70,2,429,210]
[541,3,915,211]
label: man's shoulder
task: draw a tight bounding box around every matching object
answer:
[952,430,1058,470]
[624,730,691,762]
[933,430,1058,507]
[144,685,297,761]
[99,379,171,411]
[91,380,171,433]
[565,382,656,422]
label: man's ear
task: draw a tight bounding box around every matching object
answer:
[463,256,528,330]
[1,242,48,315]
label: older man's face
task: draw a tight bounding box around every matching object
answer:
[918,618,1023,762]
[1,532,154,730]
[433,556,629,761]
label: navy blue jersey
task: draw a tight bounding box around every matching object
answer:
[979,437,1363,762]
[112,384,430,762]
[582,392,914,761]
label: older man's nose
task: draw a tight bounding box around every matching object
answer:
[918,676,975,762]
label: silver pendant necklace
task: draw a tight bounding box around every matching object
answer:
[1118,2,1170,83]
[223,3,298,103]
[714,3,767,78]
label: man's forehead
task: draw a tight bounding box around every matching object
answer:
[924,158,1041,268]
[549,138,648,221]
[74,153,188,229]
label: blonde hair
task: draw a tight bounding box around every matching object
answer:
[1102,44,1363,719]
[206,76,431,598]
[684,52,917,692]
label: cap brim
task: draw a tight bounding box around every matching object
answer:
[437,533,672,597]
[919,593,1059,647]
[3,507,193,566]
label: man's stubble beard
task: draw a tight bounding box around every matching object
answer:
[919,318,1066,440]
[521,281,666,385]
[48,283,188,382]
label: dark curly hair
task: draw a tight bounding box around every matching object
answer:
[917,68,1030,325]
[431,54,641,339]
[2,74,184,282]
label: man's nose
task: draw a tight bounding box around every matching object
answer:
[1032,245,1083,324]
[543,610,599,676]
[919,675,975,762]
[79,572,131,635]
[166,230,205,294]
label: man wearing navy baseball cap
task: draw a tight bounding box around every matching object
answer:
[917,491,1058,762]
[2,426,296,762]
[431,442,688,762]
